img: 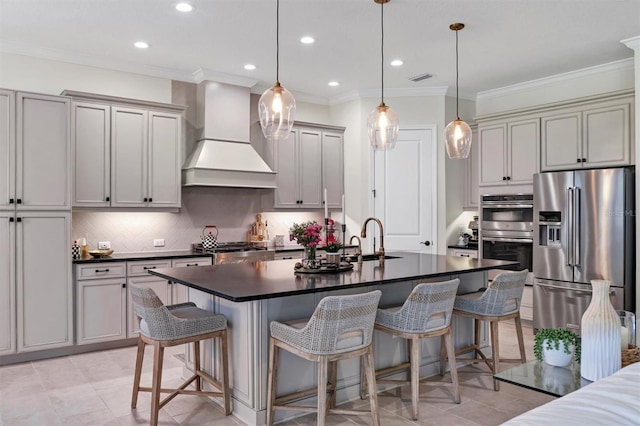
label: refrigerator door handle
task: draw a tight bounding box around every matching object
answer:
[566,187,574,266]
[574,187,581,267]
[536,281,618,296]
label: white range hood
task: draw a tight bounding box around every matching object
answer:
[182,80,277,188]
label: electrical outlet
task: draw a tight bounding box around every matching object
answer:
[98,241,111,250]
[153,239,165,247]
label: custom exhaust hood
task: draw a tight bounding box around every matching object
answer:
[182,80,277,188]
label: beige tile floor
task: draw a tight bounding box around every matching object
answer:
[0,322,553,425]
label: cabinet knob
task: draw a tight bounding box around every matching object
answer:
[143,197,148,202]
[9,198,14,204]
[420,241,431,246]
[9,217,14,222]
[16,199,22,204]
[577,158,582,163]
[148,197,153,202]
[502,177,507,181]
[122,283,126,288]
[105,196,110,202]
[582,158,587,163]
[506,176,511,181]
[16,217,21,223]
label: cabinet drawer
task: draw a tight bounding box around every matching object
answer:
[172,257,212,268]
[76,262,126,279]
[127,260,172,276]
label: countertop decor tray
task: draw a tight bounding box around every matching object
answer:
[295,263,354,274]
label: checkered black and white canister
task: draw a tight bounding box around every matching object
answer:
[72,242,80,259]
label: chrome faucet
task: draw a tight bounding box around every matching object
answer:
[360,217,385,261]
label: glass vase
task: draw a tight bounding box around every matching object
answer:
[302,246,320,269]
[580,280,621,381]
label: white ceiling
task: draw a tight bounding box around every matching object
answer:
[1,0,639,104]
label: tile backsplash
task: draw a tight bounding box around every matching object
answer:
[72,187,326,253]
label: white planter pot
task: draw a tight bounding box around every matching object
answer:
[542,339,574,367]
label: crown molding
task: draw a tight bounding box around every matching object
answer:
[329,86,451,106]
[477,58,634,101]
[192,68,257,87]
[0,40,195,82]
[621,35,640,51]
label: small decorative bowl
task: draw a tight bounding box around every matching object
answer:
[88,249,114,258]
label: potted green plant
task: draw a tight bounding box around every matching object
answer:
[534,328,581,367]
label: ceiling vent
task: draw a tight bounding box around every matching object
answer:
[409,73,433,82]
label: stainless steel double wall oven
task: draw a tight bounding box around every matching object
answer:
[480,194,534,284]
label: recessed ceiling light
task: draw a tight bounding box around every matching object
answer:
[391,59,403,67]
[300,36,315,44]
[328,81,339,87]
[134,41,149,49]
[244,64,256,71]
[175,3,193,12]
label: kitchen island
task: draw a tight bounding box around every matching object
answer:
[149,252,519,425]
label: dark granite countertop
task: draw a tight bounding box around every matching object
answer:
[72,250,212,264]
[148,251,519,302]
[273,245,357,253]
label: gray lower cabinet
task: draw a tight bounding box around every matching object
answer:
[126,259,172,337]
[76,263,127,345]
[75,256,212,345]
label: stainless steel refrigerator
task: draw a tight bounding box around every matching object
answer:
[533,167,635,334]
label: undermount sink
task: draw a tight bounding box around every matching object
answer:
[359,254,402,262]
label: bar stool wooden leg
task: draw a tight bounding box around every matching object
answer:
[409,336,420,420]
[439,334,446,376]
[266,338,278,426]
[490,320,500,391]
[221,329,231,415]
[194,340,201,391]
[514,314,527,363]
[359,356,367,400]
[474,317,482,359]
[328,361,338,409]
[131,338,145,409]
[444,329,461,403]
[363,347,381,426]
[150,342,164,426]
[317,357,328,426]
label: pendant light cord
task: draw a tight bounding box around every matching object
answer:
[455,28,459,119]
[380,1,385,104]
[276,0,280,83]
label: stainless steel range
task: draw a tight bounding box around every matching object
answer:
[192,242,275,264]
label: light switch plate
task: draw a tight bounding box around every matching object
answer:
[153,239,165,247]
[98,241,111,250]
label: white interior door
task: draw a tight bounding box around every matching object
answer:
[372,127,437,253]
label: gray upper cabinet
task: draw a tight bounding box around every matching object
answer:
[478,118,539,187]
[72,101,110,207]
[541,96,633,171]
[111,106,148,207]
[17,93,71,210]
[321,131,344,209]
[1,90,70,211]
[65,91,184,209]
[0,89,14,211]
[274,122,344,209]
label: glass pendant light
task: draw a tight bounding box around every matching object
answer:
[367,0,399,151]
[444,23,472,159]
[259,0,296,141]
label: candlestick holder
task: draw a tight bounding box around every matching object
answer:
[324,217,330,249]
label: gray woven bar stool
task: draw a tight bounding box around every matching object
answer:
[129,286,231,426]
[267,290,382,426]
[445,269,528,391]
[361,279,461,421]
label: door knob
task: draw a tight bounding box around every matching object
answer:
[420,241,431,246]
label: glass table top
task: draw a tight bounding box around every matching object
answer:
[494,360,592,397]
